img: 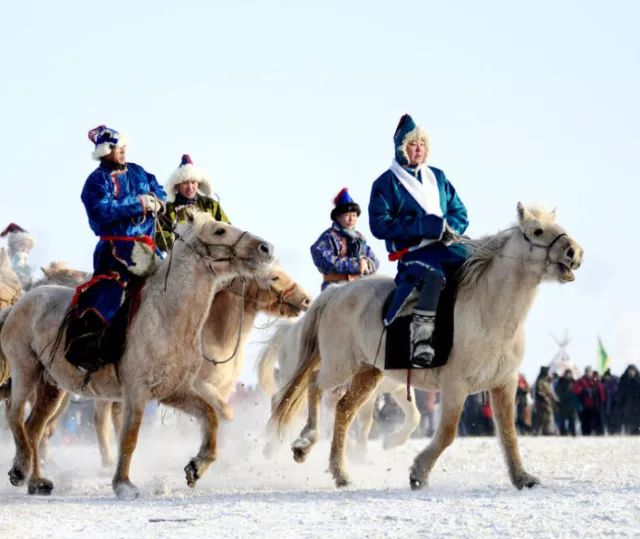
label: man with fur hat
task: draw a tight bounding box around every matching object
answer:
[311,188,379,291]
[0,223,36,288]
[67,125,166,374]
[369,114,468,367]
[157,154,230,250]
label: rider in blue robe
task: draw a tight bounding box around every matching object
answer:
[368,114,469,367]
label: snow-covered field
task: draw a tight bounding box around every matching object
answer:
[1,405,639,539]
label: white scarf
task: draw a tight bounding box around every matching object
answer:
[389,160,443,217]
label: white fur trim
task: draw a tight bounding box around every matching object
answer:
[397,125,430,165]
[7,231,36,255]
[165,164,212,203]
[91,133,130,160]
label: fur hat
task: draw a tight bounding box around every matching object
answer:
[0,223,36,256]
[88,125,130,160]
[165,154,212,203]
[393,114,430,167]
[330,188,361,221]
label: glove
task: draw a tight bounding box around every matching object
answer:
[441,221,458,244]
[140,194,163,214]
[359,257,376,275]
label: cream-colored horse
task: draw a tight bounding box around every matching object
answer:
[1,213,273,498]
[271,203,583,489]
[93,265,311,467]
[258,319,421,459]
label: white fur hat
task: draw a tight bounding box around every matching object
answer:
[165,154,212,203]
[88,124,130,160]
[0,223,35,255]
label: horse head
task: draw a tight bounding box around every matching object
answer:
[515,202,583,283]
[178,211,274,279]
[39,261,90,287]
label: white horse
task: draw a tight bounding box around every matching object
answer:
[0,213,273,498]
[271,203,583,489]
[257,319,421,458]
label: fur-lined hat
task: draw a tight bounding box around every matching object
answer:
[0,223,36,256]
[88,125,130,160]
[393,114,430,167]
[165,154,212,203]
[330,188,361,221]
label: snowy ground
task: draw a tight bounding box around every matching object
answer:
[1,405,640,539]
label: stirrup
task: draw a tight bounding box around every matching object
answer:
[411,340,435,368]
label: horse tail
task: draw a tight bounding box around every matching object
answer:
[0,307,14,387]
[269,288,337,434]
[256,322,290,397]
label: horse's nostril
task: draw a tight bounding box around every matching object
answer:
[567,248,575,259]
[258,243,272,256]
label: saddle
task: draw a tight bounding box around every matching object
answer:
[382,275,458,370]
[64,278,144,374]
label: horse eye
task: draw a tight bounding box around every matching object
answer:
[533,228,543,237]
[271,276,280,282]
[214,229,226,236]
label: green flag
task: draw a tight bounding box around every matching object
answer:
[597,336,611,373]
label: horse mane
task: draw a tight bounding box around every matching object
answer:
[458,229,513,292]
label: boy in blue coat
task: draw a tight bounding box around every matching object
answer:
[369,115,468,367]
[311,188,379,291]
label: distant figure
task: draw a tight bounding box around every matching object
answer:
[601,369,621,434]
[555,369,578,436]
[310,187,378,291]
[0,223,36,289]
[573,367,605,435]
[515,373,532,434]
[616,365,640,435]
[533,366,558,435]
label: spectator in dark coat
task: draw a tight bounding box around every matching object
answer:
[601,369,621,434]
[555,369,579,436]
[617,365,640,435]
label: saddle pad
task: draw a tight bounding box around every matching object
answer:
[383,278,457,370]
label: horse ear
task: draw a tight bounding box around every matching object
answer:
[517,202,532,223]
[41,267,50,277]
[184,208,195,223]
[550,207,558,221]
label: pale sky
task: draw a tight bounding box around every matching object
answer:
[1,0,638,383]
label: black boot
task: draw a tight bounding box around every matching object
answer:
[410,311,436,367]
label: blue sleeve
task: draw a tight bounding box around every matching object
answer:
[81,172,144,225]
[368,174,445,242]
[147,171,167,202]
[310,231,360,274]
[443,174,468,235]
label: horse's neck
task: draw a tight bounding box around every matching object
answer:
[464,236,543,339]
[203,290,259,355]
[146,253,219,344]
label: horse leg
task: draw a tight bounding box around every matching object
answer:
[111,401,123,432]
[112,396,146,499]
[24,379,66,494]
[292,371,322,463]
[161,388,218,488]
[194,379,235,420]
[6,364,42,487]
[329,367,383,487]
[351,391,377,460]
[409,384,466,490]
[491,378,540,489]
[94,401,116,467]
[383,387,421,450]
[40,392,69,463]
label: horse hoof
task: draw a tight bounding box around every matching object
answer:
[291,437,312,463]
[114,481,140,500]
[8,466,26,487]
[409,476,425,490]
[28,478,53,495]
[513,472,540,490]
[335,477,351,488]
[184,459,200,488]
